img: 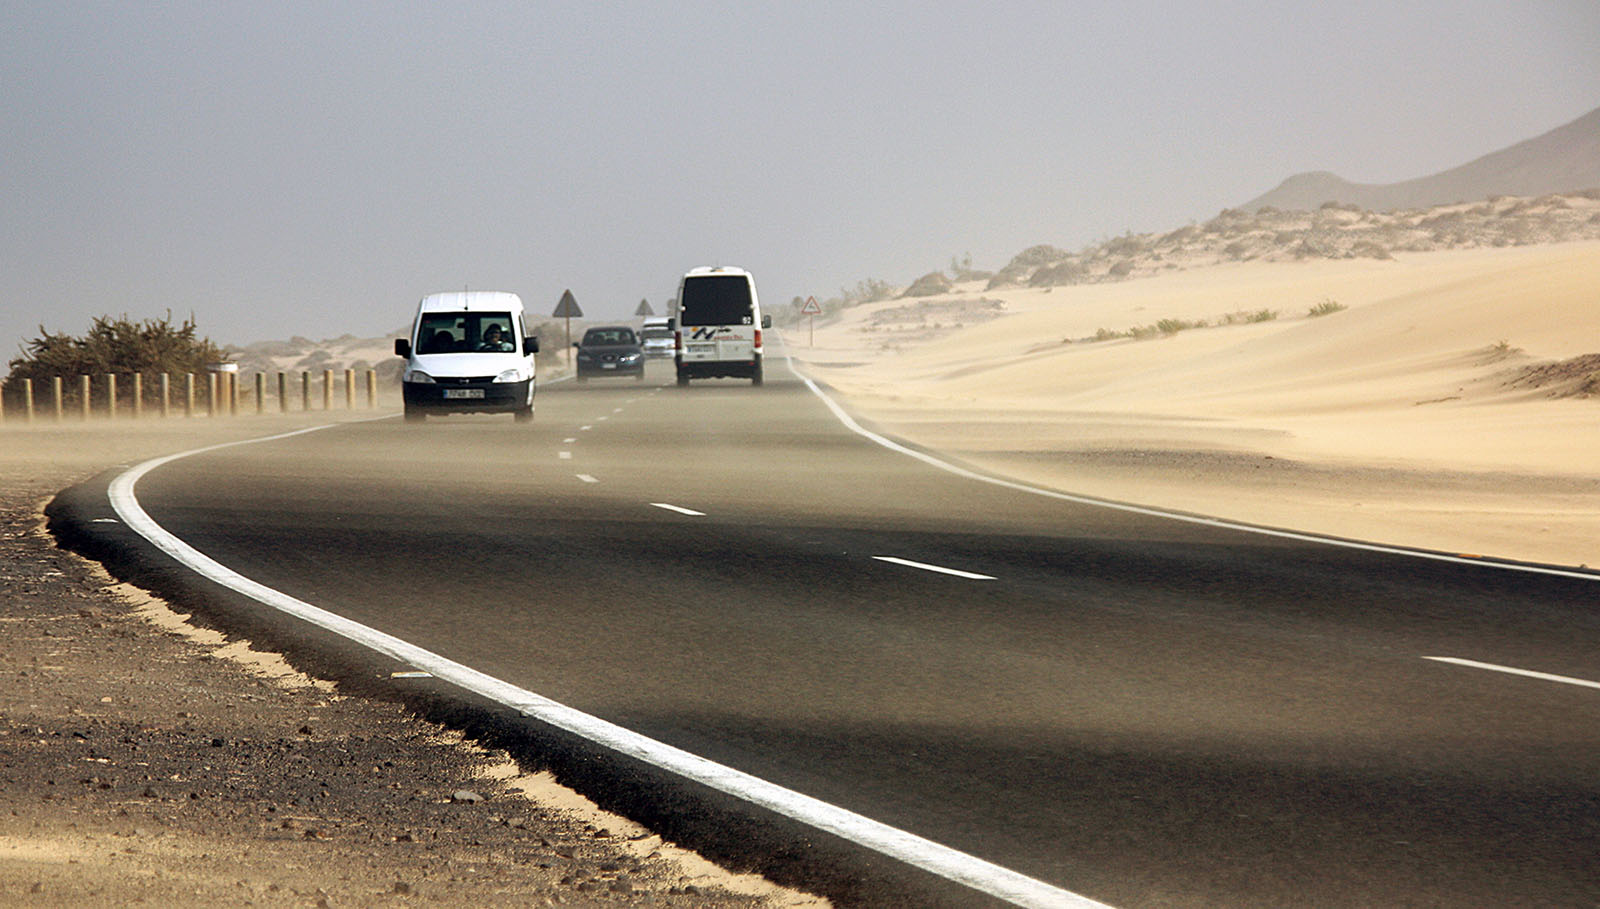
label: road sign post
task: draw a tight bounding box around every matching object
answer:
[553,290,583,371]
[801,296,822,346]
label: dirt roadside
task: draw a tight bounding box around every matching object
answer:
[0,418,823,908]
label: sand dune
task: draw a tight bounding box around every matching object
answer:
[794,240,1600,569]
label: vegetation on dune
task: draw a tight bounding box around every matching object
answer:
[1307,299,1347,317]
[800,189,1600,314]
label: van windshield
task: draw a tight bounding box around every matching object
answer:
[678,276,753,326]
[416,313,517,353]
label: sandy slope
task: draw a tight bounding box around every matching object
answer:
[794,240,1600,569]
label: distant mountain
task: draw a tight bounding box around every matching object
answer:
[1242,106,1600,212]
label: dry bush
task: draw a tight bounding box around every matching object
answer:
[1307,298,1346,317]
[901,271,954,298]
[1029,260,1086,287]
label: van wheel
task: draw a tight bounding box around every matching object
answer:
[676,372,689,387]
[514,406,533,423]
[751,364,763,386]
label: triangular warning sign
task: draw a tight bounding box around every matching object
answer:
[552,290,583,318]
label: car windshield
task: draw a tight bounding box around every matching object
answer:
[641,329,673,340]
[678,275,753,326]
[417,313,516,353]
[582,328,637,346]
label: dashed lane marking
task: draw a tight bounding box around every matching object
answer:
[874,556,996,580]
[650,503,706,516]
[1425,657,1600,691]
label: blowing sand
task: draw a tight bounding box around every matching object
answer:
[793,240,1600,569]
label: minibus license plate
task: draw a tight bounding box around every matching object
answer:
[443,388,484,400]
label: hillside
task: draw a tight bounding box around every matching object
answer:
[973,189,1600,294]
[1240,105,1600,212]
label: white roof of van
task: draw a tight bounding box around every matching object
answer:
[418,291,524,312]
[683,266,751,278]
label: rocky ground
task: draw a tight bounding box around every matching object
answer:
[0,425,817,907]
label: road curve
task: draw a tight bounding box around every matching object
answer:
[51,352,1600,908]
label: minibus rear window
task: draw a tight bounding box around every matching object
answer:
[679,276,754,326]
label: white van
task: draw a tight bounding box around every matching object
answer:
[394,291,539,422]
[673,266,771,386]
[639,316,675,359]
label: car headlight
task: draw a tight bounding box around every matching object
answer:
[619,353,641,363]
[403,369,435,384]
[576,351,592,361]
[494,368,528,383]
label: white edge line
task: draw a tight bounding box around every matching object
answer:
[1424,657,1600,691]
[650,502,706,517]
[783,355,1600,583]
[102,428,1108,909]
[576,474,599,484]
[874,556,996,580]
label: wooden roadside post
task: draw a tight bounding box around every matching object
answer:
[553,290,582,372]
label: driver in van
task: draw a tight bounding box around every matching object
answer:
[478,324,514,352]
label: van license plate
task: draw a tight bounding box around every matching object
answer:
[443,388,484,399]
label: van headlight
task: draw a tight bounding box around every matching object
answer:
[494,368,529,383]
[403,369,435,384]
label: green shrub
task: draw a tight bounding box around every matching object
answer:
[4,313,226,408]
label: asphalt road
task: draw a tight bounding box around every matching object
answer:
[61,352,1600,907]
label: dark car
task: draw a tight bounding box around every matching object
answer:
[573,325,645,381]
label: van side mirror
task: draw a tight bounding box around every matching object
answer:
[761,314,772,329]
[523,337,539,355]
[394,339,411,358]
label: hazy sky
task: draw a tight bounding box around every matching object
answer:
[3,1,1597,351]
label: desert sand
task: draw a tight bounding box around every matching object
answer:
[793,239,1600,570]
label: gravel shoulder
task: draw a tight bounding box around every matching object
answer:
[0,418,821,908]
